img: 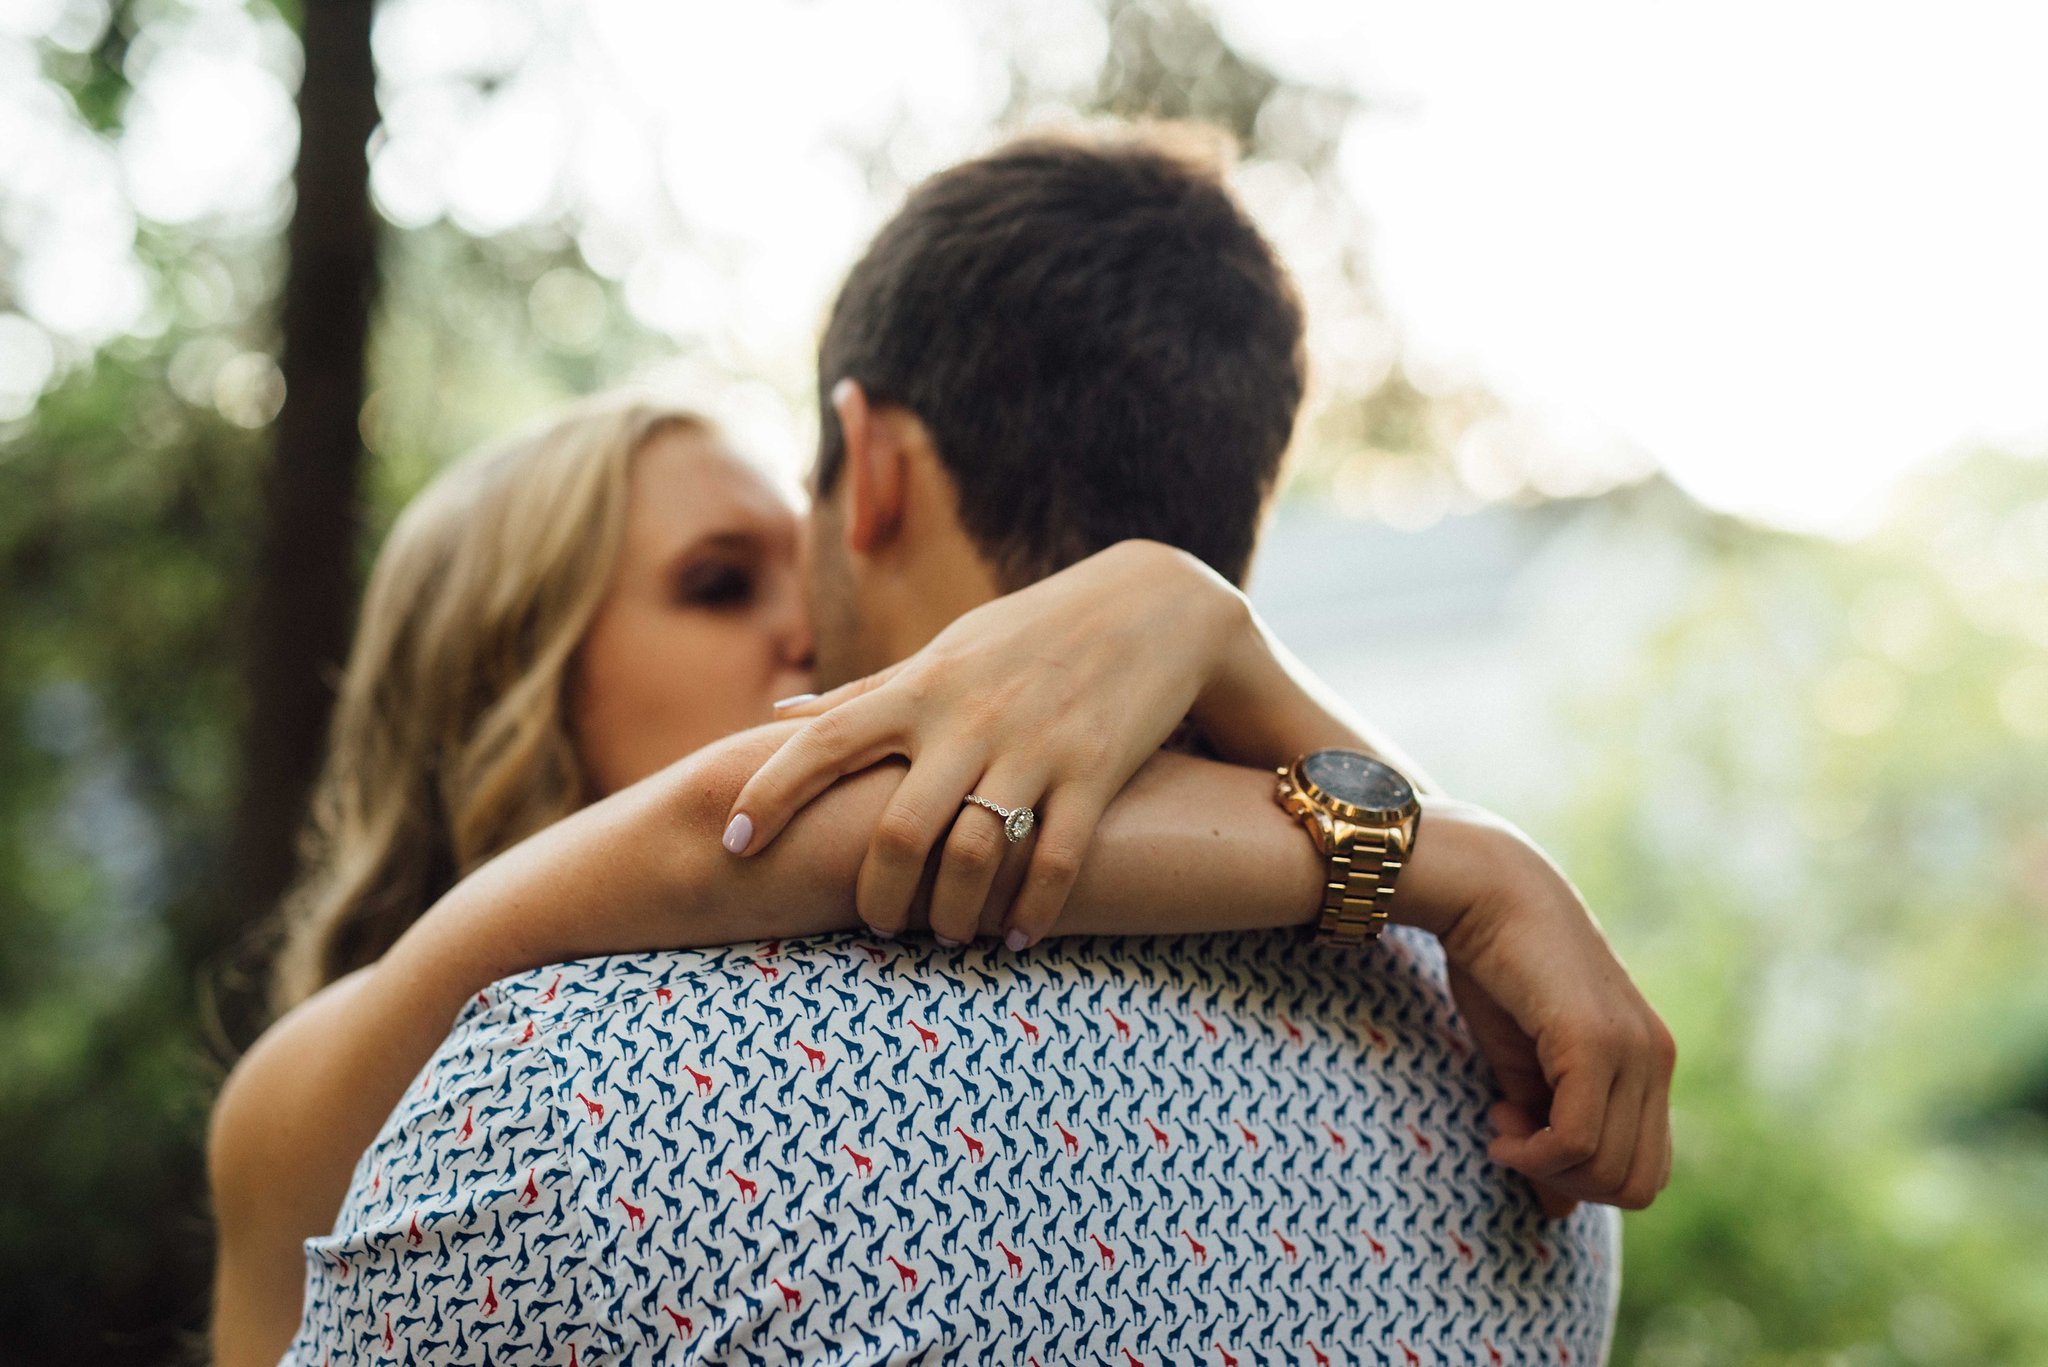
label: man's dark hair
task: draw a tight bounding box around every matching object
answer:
[815,126,1306,589]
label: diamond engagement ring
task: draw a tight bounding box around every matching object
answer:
[962,794,1037,843]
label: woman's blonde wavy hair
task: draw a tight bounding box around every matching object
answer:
[262,391,710,1019]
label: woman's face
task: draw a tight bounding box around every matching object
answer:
[569,424,814,799]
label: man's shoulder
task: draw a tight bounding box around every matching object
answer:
[459,941,799,1032]
[469,923,1457,1049]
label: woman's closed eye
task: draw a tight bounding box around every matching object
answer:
[675,559,756,609]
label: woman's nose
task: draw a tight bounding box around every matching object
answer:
[780,593,815,672]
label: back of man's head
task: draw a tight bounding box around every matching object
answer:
[815,125,1306,590]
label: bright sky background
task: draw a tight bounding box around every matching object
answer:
[5,0,2046,536]
[1219,0,2048,534]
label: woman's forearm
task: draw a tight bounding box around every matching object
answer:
[677,726,1471,943]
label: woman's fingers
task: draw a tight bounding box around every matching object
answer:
[1615,1060,1672,1210]
[771,661,907,720]
[1489,1055,1613,1183]
[854,749,987,937]
[1551,1065,1643,1208]
[926,762,1046,948]
[1613,1073,1679,1213]
[1489,1102,1578,1220]
[996,782,1110,951]
[725,695,906,856]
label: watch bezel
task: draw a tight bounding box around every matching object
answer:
[1289,748,1418,826]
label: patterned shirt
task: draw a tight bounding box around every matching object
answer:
[288,926,1620,1365]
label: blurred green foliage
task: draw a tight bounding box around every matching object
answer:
[1551,454,2048,1365]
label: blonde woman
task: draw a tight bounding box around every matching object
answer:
[209,392,1669,1365]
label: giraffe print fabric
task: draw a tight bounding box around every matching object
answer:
[286,925,1620,1365]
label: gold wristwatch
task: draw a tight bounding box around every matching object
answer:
[1275,747,1422,947]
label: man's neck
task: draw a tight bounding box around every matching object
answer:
[860,451,1006,670]
[865,547,1002,669]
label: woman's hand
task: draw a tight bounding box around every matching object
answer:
[1407,799,1677,1219]
[719,539,1253,948]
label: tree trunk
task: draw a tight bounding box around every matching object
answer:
[215,0,380,1042]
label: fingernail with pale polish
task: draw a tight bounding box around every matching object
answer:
[934,932,963,948]
[773,693,817,711]
[1005,929,1029,952]
[721,813,753,855]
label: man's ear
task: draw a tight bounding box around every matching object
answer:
[831,378,908,557]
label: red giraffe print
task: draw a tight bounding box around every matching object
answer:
[662,1305,693,1337]
[383,1311,394,1351]
[1530,1233,1554,1264]
[1216,1347,1240,1367]
[1323,1122,1347,1150]
[1236,1121,1260,1150]
[1483,1339,1504,1366]
[1308,1342,1332,1367]
[1278,1012,1304,1044]
[518,1019,535,1045]
[459,1106,474,1143]
[1407,1124,1434,1156]
[481,1274,498,1316]
[886,1255,918,1288]
[1181,1229,1208,1263]
[997,1239,1024,1275]
[1105,1007,1131,1040]
[475,987,491,1007]
[406,1211,424,1247]
[685,1065,714,1095]
[570,1345,580,1367]
[1396,1339,1421,1367]
[772,1278,801,1309]
[325,1250,350,1280]
[797,1040,827,1070]
[1556,1336,1573,1364]
[1143,1118,1171,1150]
[575,1093,604,1122]
[521,1169,541,1205]
[1192,1009,1218,1040]
[840,1143,873,1175]
[753,961,779,981]
[911,1019,940,1050]
[1088,1233,1116,1266]
[1447,1230,1474,1265]
[1054,1121,1080,1155]
[1010,1010,1039,1042]
[1363,1020,1391,1051]
[540,972,561,1004]
[616,1196,646,1229]
[371,1165,381,1195]
[654,986,673,1004]
[1363,1230,1388,1264]
[1122,1351,1145,1367]
[858,941,887,963]
[954,1126,985,1161]
[1272,1229,1298,1263]
[726,1168,757,1202]
[761,937,782,956]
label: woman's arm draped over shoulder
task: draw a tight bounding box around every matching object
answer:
[206,723,1364,1365]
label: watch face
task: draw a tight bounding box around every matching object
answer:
[1302,749,1414,813]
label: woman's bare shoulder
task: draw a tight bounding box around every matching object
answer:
[207,965,375,1226]
[208,967,379,1367]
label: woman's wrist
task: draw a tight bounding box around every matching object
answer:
[1386,795,1525,945]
